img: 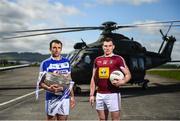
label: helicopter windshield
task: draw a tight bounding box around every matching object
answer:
[66,51,76,62]
[66,50,81,64]
[66,51,74,61]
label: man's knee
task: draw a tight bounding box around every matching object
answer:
[97,110,108,121]
[111,111,120,120]
[47,115,56,120]
[56,114,68,120]
[99,117,107,121]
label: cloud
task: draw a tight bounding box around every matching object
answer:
[0,0,81,54]
[82,0,159,8]
[118,20,180,61]
[82,2,97,8]
[139,20,180,55]
[97,0,159,6]
[120,20,180,40]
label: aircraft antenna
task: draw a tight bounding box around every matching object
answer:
[81,38,88,48]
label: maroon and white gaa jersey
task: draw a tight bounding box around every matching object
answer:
[94,54,125,93]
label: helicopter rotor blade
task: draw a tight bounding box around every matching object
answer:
[132,20,180,26]
[5,27,103,34]
[117,20,180,29]
[1,20,180,40]
[7,20,180,34]
[2,27,102,39]
[117,24,180,29]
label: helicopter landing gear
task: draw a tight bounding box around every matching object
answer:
[73,85,81,94]
[139,79,149,90]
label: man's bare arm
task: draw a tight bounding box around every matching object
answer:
[90,68,97,96]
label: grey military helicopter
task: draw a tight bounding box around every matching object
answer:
[2,20,180,92]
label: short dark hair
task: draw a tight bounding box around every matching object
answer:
[49,39,62,49]
[102,37,114,45]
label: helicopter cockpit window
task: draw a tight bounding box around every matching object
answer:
[131,58,138,70]
[66,51,78,62]
[66,53,73,61]
[71,51,84,66]
[84,55,91,64]
[138,58,145,70]
[130,57,144,71]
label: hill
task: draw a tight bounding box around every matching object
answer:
[0,52,67,63]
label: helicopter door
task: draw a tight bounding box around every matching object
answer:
[130,58,138,71]
[138,58,145,71]
[130,57,145,71]
[129,57,145,82]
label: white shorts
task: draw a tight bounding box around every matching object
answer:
[45,98,70,116]
[96,93,121,112]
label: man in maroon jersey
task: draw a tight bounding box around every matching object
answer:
[89,37,131,120]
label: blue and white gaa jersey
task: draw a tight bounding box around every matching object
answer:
[40,56,71,74]
[39,56,71,100]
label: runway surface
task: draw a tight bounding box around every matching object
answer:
[0,67,180,120]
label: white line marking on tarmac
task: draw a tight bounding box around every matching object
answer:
[0,89,43,106]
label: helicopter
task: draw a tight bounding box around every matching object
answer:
[1,20,180,92]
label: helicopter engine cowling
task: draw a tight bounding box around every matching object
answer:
[74,42,87,49]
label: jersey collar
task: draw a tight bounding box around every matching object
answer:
[51,55,62,60]
[103,53,114,57]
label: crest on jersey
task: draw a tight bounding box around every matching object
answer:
[99,67,109,79]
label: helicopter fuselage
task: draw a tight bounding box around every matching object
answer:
[67,32,176,87]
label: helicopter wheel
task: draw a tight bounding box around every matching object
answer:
[142,79,149,90]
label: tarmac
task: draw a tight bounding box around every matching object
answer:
[0,67,180,120]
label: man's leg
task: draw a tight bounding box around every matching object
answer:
[106,93,121,120]
[56,114,68,121]
[97,110,109,121]
[47,115,56,121]
[56,99,69,121]
[111,111,120,121]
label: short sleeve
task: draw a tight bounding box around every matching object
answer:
[39,61,47,72]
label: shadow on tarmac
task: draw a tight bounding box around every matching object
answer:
[121,82,180,98]
[0,85,36,90]
[1,82,179,99]
[75,82,180,99]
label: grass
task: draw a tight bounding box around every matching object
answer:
[147,70,180,81]
[0,64,17,67]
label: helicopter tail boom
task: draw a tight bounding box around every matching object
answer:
[159,34,176,61]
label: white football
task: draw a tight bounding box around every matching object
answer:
[109,70,124,83]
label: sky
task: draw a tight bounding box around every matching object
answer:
[0,0,180,61]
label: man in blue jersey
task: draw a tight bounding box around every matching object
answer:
[38,39,75,120]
